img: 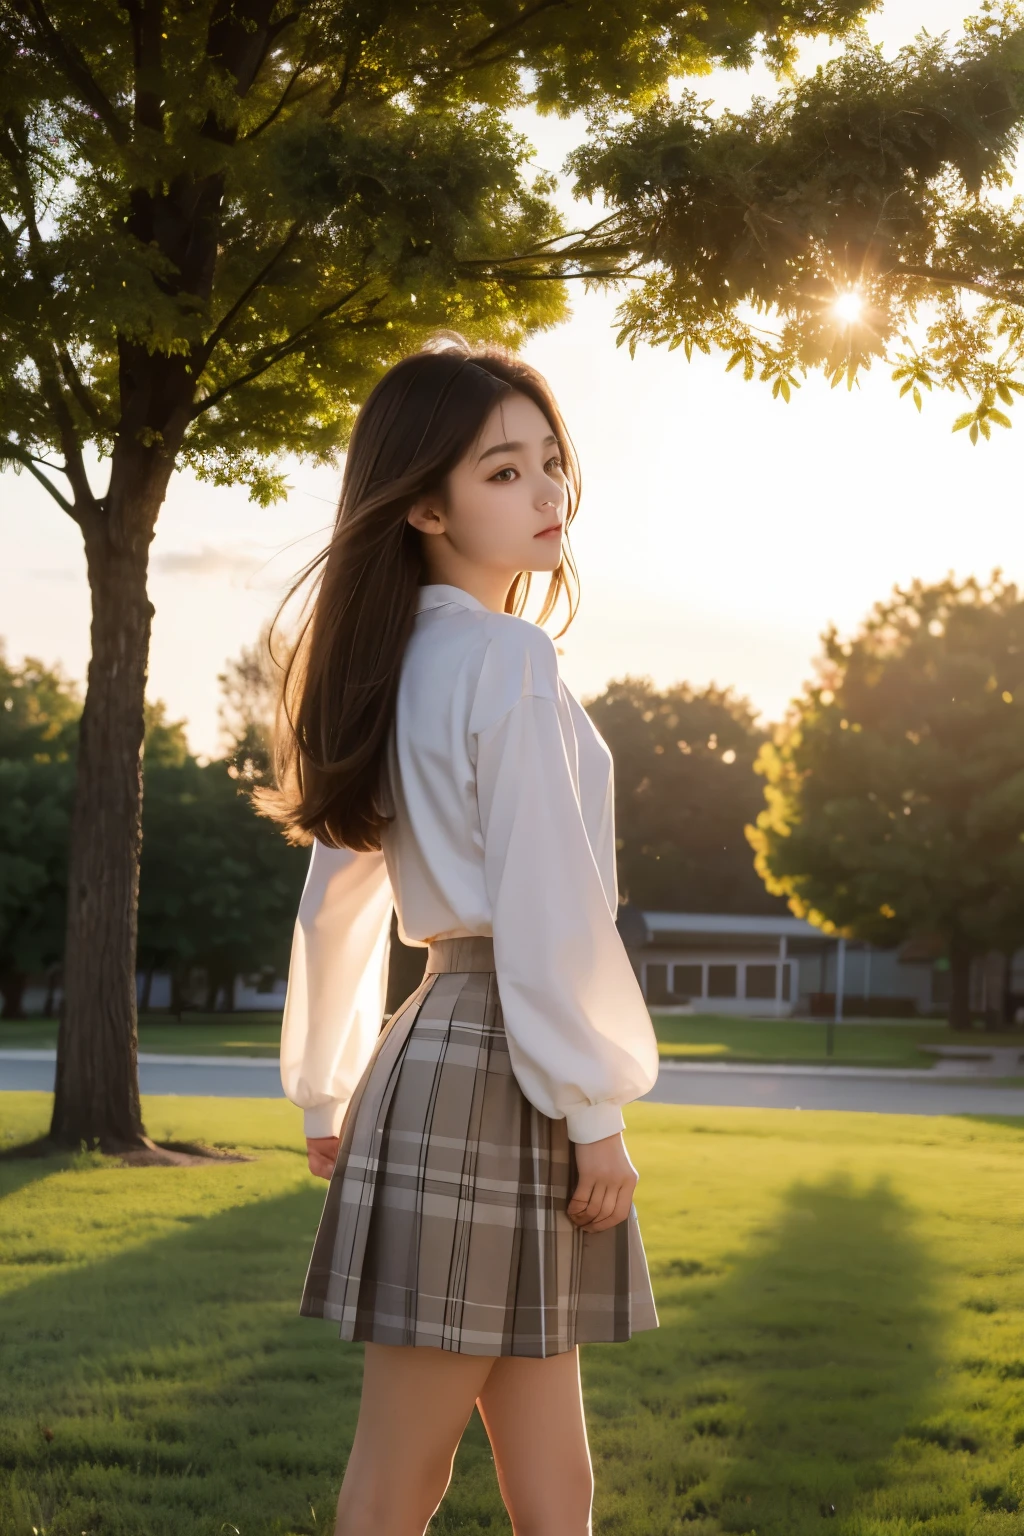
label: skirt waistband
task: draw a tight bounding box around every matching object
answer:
[425,936,495,974]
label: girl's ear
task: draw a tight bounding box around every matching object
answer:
[406,497,446,537]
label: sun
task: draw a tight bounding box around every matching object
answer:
[833,289,864,325]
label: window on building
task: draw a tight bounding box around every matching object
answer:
[672,964,703,998]
[645,964,670,1004]
[745,964,777,999]
[707,964,737,998]
[782,964,792,1001]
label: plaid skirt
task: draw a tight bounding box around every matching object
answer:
[299,935,659,1357]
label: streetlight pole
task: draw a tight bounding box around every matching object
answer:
[827,936,846,1058]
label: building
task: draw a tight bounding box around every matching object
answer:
[616,908,952,1019]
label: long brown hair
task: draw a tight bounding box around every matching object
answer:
[255,334,582,851]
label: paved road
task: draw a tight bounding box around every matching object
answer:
[0,1051,286,1101]
[4,1050,1024,1116]
[647,1061,1024,1116]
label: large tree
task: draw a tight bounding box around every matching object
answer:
[537,8,1024,439]
[747,574,1024,1029]
[584,675,785,914]
[0,0,877,1147]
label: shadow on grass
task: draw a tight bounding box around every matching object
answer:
[0,1182,512,1536]
[1,1170,949,1536]
[580,1173,946,1535]
[958,1114,1024,1133]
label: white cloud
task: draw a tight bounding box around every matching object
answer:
[152,543,264,580]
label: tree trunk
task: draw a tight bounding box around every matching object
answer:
[0,968,28,1020]
[50,466,164,1149]
[948,937,973,1032]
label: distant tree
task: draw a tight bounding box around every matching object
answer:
[138,756,308,1012]
[142,700,191,769]
[584,676,784,914]
[0,645,81,762]
[543,11,1024,440]
[0,0,882,1147]
[217,624,279,786]
[0,648,79,1017]
[0,758,73,1017]
[747,574,1024,1029]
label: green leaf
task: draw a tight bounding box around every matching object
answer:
[988,407,1012,430]
[952,411,975,433]
[969,421,980,445]
[912,385,922,413]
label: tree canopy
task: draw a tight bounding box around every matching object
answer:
[536,6,1024,440]
[584,675,785,914]
[0,0,878,511]
[748,573,1024,1026]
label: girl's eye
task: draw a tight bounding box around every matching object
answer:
[546,458,564,475]
[491,467,516,482]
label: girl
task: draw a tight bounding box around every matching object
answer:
[262,334,660,1536]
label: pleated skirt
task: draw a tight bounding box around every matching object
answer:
[299,935,660,1357]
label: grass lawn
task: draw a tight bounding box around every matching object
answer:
[653,1012,1024,1069]
[3,1094,1024,1534]
[8,1013,1024,1074]
[0,1014,284,1057]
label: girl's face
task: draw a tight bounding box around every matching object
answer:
[407,391,568,593]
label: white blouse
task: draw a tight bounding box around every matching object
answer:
[279,582,660,1144]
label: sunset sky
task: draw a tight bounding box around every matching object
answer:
[1,0,1016,760]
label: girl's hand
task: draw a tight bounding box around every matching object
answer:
[306,1135,339,1180]
[567,1130,638,1232]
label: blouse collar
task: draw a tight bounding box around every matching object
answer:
[415,583,492,615]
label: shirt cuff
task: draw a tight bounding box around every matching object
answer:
[564,1100,627,1145]
[303,1100,347,1139]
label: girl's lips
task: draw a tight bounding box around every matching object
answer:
[535,525,562,537]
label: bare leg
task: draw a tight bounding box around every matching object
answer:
[475,1346,594,1536]
[334,1341,497,1536]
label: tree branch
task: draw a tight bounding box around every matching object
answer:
[12,0,130,145]
[459,0,569,64]
[244,60,312,139]
[0,113,100,508]
[191,281,379,418]
[892,263,1024,300]
[194,221,306,374]
[124,0,167,136]
[57,348,108,430]
[0,441,78,521]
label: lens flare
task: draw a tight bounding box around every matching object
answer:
[833,290,864,324]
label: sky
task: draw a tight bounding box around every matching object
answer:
[1,0,1015,760]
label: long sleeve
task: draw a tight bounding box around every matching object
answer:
[472,630,660,1144]
[279,838,394,1138]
